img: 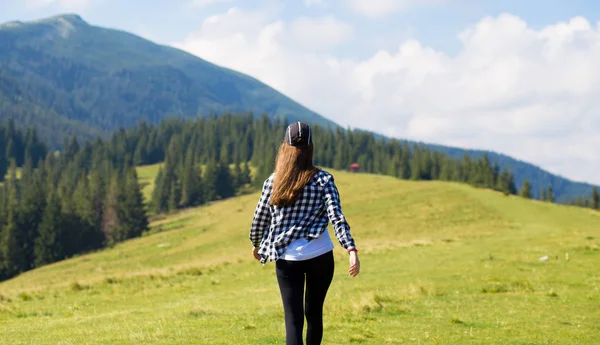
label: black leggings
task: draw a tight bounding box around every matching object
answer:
[275,250,335,345]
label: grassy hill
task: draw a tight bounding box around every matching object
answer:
[0,168,598,344]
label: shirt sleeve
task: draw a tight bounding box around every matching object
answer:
[322,175,356,251]
[249,177,272,248]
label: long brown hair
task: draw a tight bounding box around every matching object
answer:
[270,141,319,206]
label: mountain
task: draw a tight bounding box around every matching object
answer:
[430,144,595,202]
[0,13,597,202]
[0,14,336,143]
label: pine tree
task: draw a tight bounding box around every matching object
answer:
[1,170,25,276]
[72,173,104,251]
[220,140,231,164]
[18,168,46,269]
[583,196,590,208]
[470,154,489,187]
[0,139,7,182]
[151,166,169,213]
[180,150,204,208]
[5,139,16,168]
[431,152,444,180]
[482,155,495,189]
[87,171,106,247]
[387,156,399,177]
[332,132,346,170]
[0,190,27,276]
[165,159,180,212]
[520,180,532,199]
[34,192,65,267]
[65,135,80,161]
[168,182,179,212]
[547,185,554,203]
[410,148,422,180]
[254,145,275,187]
[179,151,194,208]
[4,118,26,166]
[203,159,219,201]
[24,127,47,168]
[399,146,411,180]
[322,129,335,168]
[491,161,500,188]
[5,160,19,199]
[241,130,252,163]
[438,158,452,181]
[241,162,252,186]
[151,158,179,213]
[101,176,122,246]
[232,161,243,189]
[194,165,205,206]
[118,167,149,241]
[541,188,548,202]
[495,169,509,194]
[215,161,235,199]
[592,187,599,210]
[133,139,148,166]
[505,170,517,195]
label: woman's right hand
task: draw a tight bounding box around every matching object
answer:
[252,247,261,261]
[348,251,360,277]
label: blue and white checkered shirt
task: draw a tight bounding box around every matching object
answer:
[249,169,356,264]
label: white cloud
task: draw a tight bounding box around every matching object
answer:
[172,9,600,185]
[344,0,439,18]
[189,0,233,8]
[26,0,92,11]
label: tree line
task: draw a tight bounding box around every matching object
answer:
[92,113,600,211]
[0,118,48,181]
[150,134,252,214]
[114,114,521,195]
[1,114,599,281]
[0,115,267,281]
[0,125,149,281]
[565,187,600,209]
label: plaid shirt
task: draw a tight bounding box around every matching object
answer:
[249,169,356,265]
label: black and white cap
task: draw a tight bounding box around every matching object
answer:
[285,121,312,147]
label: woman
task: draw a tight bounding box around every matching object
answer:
[249,121,360,345]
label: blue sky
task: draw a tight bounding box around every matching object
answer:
[1,0,600,185]
[3,0,600,58]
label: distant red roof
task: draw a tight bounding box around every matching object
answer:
[350,163,360,168]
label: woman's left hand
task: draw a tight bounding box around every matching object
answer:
[348,251,360,277]
[252,247,261,261]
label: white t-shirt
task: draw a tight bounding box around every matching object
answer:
[281,229,335,261]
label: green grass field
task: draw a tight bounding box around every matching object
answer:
[1,168,599,344]
[137,163,163,202]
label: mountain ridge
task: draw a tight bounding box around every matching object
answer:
[0,13,337,132]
